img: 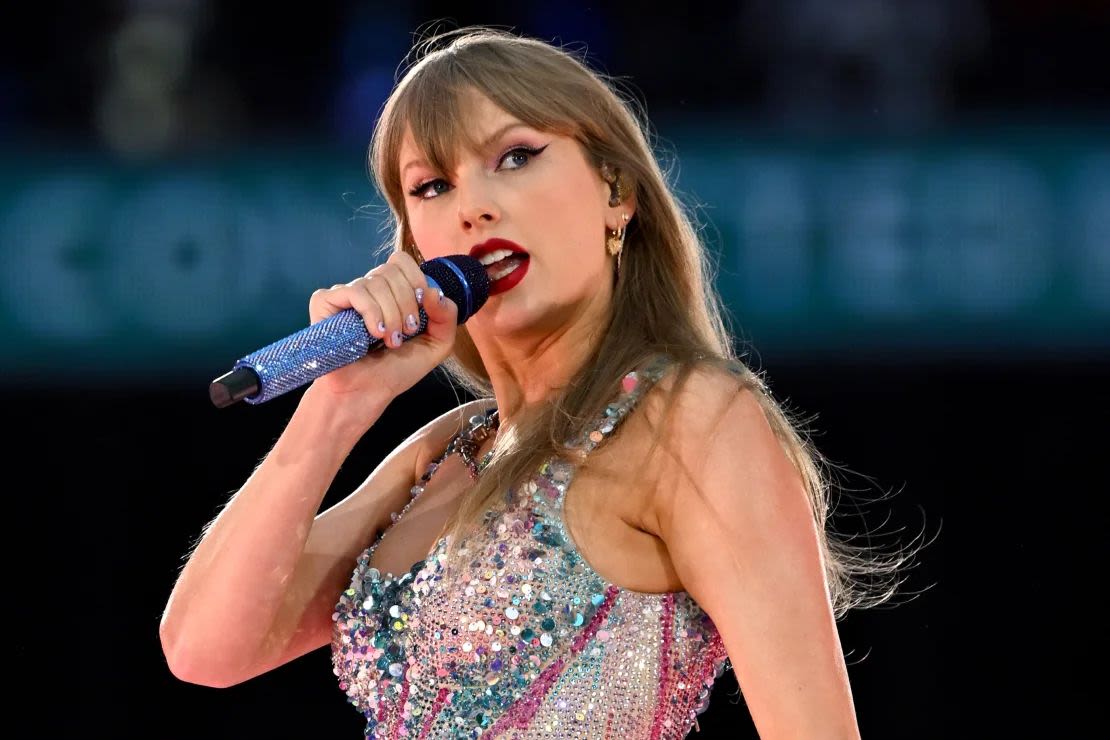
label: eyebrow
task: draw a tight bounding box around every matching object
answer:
[400,122,533,179]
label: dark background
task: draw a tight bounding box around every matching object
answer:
[5,2,1108,737]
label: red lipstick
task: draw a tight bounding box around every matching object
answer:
[469,238,530,296]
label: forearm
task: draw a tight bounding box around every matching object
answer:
[159,385,389,683]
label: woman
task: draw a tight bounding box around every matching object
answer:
[160,27,904,739]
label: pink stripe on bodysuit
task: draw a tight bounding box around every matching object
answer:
[648,593,676,739]
[485,585,620,737]
[415,687,451,739]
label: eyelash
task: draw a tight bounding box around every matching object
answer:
[407,144,549,199]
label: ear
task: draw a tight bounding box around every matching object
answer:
[600,162,637,229]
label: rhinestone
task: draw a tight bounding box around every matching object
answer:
[329,356,727,737]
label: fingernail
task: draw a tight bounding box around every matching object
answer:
[415,287,424,305]
[405,313,418,331]
[376,320,386,334]
[438,289,446,305]
[391,330,402,346]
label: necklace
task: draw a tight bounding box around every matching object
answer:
[404,408,499,513]
[448,408,500,479]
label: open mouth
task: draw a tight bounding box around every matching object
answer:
[483,253,529,282]
[479,252,530,295]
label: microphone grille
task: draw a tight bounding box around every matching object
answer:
[421,255,490,323]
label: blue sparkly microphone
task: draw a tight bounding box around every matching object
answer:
[209,255,490,408]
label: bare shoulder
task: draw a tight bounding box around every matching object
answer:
[562,360,772,589]
[627,361,774,533]
[644,360,768,452]
[637,364,860,738]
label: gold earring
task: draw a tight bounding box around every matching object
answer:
[606,227,625,257]
[606,219,627,275]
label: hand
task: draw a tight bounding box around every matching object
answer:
[305,251,458,410]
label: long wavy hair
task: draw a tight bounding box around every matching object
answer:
[368,26,912,617]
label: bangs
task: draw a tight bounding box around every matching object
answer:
[377,49,589,196]
[396,73,481,180]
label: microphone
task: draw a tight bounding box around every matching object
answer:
[209,255,490,408]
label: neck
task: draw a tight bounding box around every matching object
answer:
[469,293,610,427]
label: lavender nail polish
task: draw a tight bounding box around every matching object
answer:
[391,330,403,346]
[405,314,418,331]
[415,287,424,305]
[377,320,386,334]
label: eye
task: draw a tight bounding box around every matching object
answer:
[408,178,451,200]
[406,144,549,200]
[497,144,548,171]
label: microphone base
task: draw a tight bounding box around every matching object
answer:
[210,366,261,408]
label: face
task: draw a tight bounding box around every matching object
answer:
[397,91,625,340]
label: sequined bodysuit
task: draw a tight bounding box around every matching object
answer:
[331,355,732,738]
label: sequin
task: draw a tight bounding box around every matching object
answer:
[331,354,731,738]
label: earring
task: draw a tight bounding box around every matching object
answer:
[606,227,625,257]
[607,212,630,275]
[607,228,624,276]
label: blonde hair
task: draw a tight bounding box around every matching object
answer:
[369,26,913,618]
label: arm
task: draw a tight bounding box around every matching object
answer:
[159,388,478,688]
[647,369,861,739]
[159,383,394,687]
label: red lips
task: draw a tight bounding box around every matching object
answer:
[469,238,529,261]
[470,238,530,296]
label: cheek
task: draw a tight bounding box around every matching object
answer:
[531,178,605,261]
[408,212,450,257]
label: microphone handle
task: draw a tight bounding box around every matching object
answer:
[208,280,436,408]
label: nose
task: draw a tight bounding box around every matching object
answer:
[455,172,501,231]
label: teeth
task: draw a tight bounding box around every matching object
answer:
[489,261,522,281]
[477,248,517,266]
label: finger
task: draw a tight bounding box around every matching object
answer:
[344,281,386,341]
[419,283,458,341]
[386,250,430,305]
[362,275,403,347]
[378,265,422,342]
[308,283,349,325]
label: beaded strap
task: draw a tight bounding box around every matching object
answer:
[573,353,674,455]
[394,354,672,523]
[386,406,497,525]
